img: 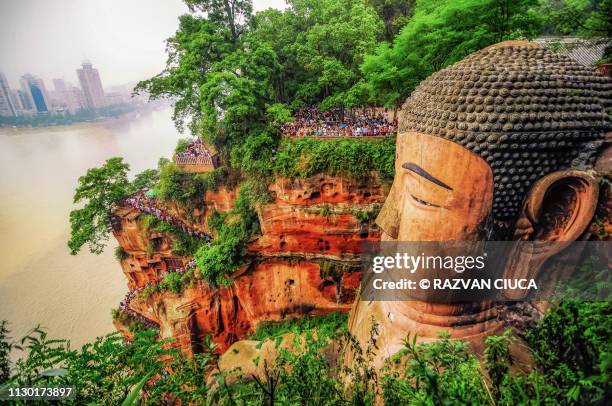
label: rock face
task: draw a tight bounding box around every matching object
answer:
[112,175,387,353]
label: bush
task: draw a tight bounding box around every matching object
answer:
[111,308,151,334]
[151,220,204,257]
[195,182,262,286]
[273,136,395,182]
[174,138,191,155]
[130,168,159,192]
[114,246,129,262]
[157,162,207,205]
[3,325,214,405]
[0,321,10,384]
[381,332,490,405]
[250,313,348,341]
[526,301,612,404]
[156,161,227,207]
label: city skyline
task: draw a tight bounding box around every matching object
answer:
[0,60,132,117]
[0,0,288,89]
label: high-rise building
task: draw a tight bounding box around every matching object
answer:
[20,73,50,113]
[16,90,33,112]
[53,78,68,93]
[10,90,24,113]
[62,86,86,113]
[0,72,16,117]
[76,61,106,109]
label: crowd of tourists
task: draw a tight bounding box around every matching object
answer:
[280,106,397,137]
[174,139,214,164]
[124,189,212,242]
[119,290,160,330]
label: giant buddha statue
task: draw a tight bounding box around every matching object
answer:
[349,41,612,367]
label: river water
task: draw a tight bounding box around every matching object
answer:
[0,107,179,349]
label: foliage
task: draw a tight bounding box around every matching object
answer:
[150,218,205,257]
[381,332,490,405]
[140,267,197,299]
[0,324,222,405]
[526,301,612,404]
[352,205,382,224]
[360,0,542,107]
[0,321,10,384]
[184,0,253,43]
[484,328,515,399]
[538,0,612,63]
[272,333,344,405]
[367,0,416,41]
[4,298,612,404]
[5,327,169,405]
[287,0,384,109]
[229,129,278,180]
[273,136,396,182]
[250,312,348,341]
[195,181,261,286]
[135,14,236,134]
[130,169,159,192]
[114,246,129,262]
[145,349,214,405]
[174,138,191,155]
[68,159,164,256]
[111,308,151,334]
[137,0,386,173]
[68,157,131,255]
[156,161,224,206]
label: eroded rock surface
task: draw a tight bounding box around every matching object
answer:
[112,175,385,352]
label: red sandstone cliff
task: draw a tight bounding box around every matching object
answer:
[112,174,388,353]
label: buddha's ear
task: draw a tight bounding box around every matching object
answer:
[514,169,599,242]
[376,178,401,239]
[503,170,599,300]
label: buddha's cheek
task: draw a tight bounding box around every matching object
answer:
[396,207,486,241]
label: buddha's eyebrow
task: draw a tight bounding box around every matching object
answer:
[402,162,453,191]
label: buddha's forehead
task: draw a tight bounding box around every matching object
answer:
[396,131,492,195]
[397,41,612,219]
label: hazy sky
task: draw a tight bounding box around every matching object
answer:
[0,0,287,90]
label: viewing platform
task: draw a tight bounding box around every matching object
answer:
[174,140,219,173]
[281,106,397,138]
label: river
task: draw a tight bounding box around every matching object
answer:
[0,106,179,350]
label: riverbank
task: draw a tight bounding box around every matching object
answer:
[0,102,169,132]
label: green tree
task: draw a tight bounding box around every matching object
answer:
[291,0,384,109]
[184,0,253,42]
[68,157,131,255]
[135,15,235,134]
[539,0,612,62]
[368,0,416,41]
[360,0,542,107]
[130,168,159,192]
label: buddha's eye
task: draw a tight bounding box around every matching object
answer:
[410,193,440,208]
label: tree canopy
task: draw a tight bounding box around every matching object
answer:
[360,0,542,107]
[68,159,158,255]
[68,157,131,255]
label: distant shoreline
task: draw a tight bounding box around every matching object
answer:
[0,104,168,134]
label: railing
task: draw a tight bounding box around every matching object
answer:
[175,155,214,165]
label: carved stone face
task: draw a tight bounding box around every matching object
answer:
[378,131,493,241]
[349,41,610,368]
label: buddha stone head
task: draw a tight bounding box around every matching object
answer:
[349,41,611,367]
[378,40,611,241]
